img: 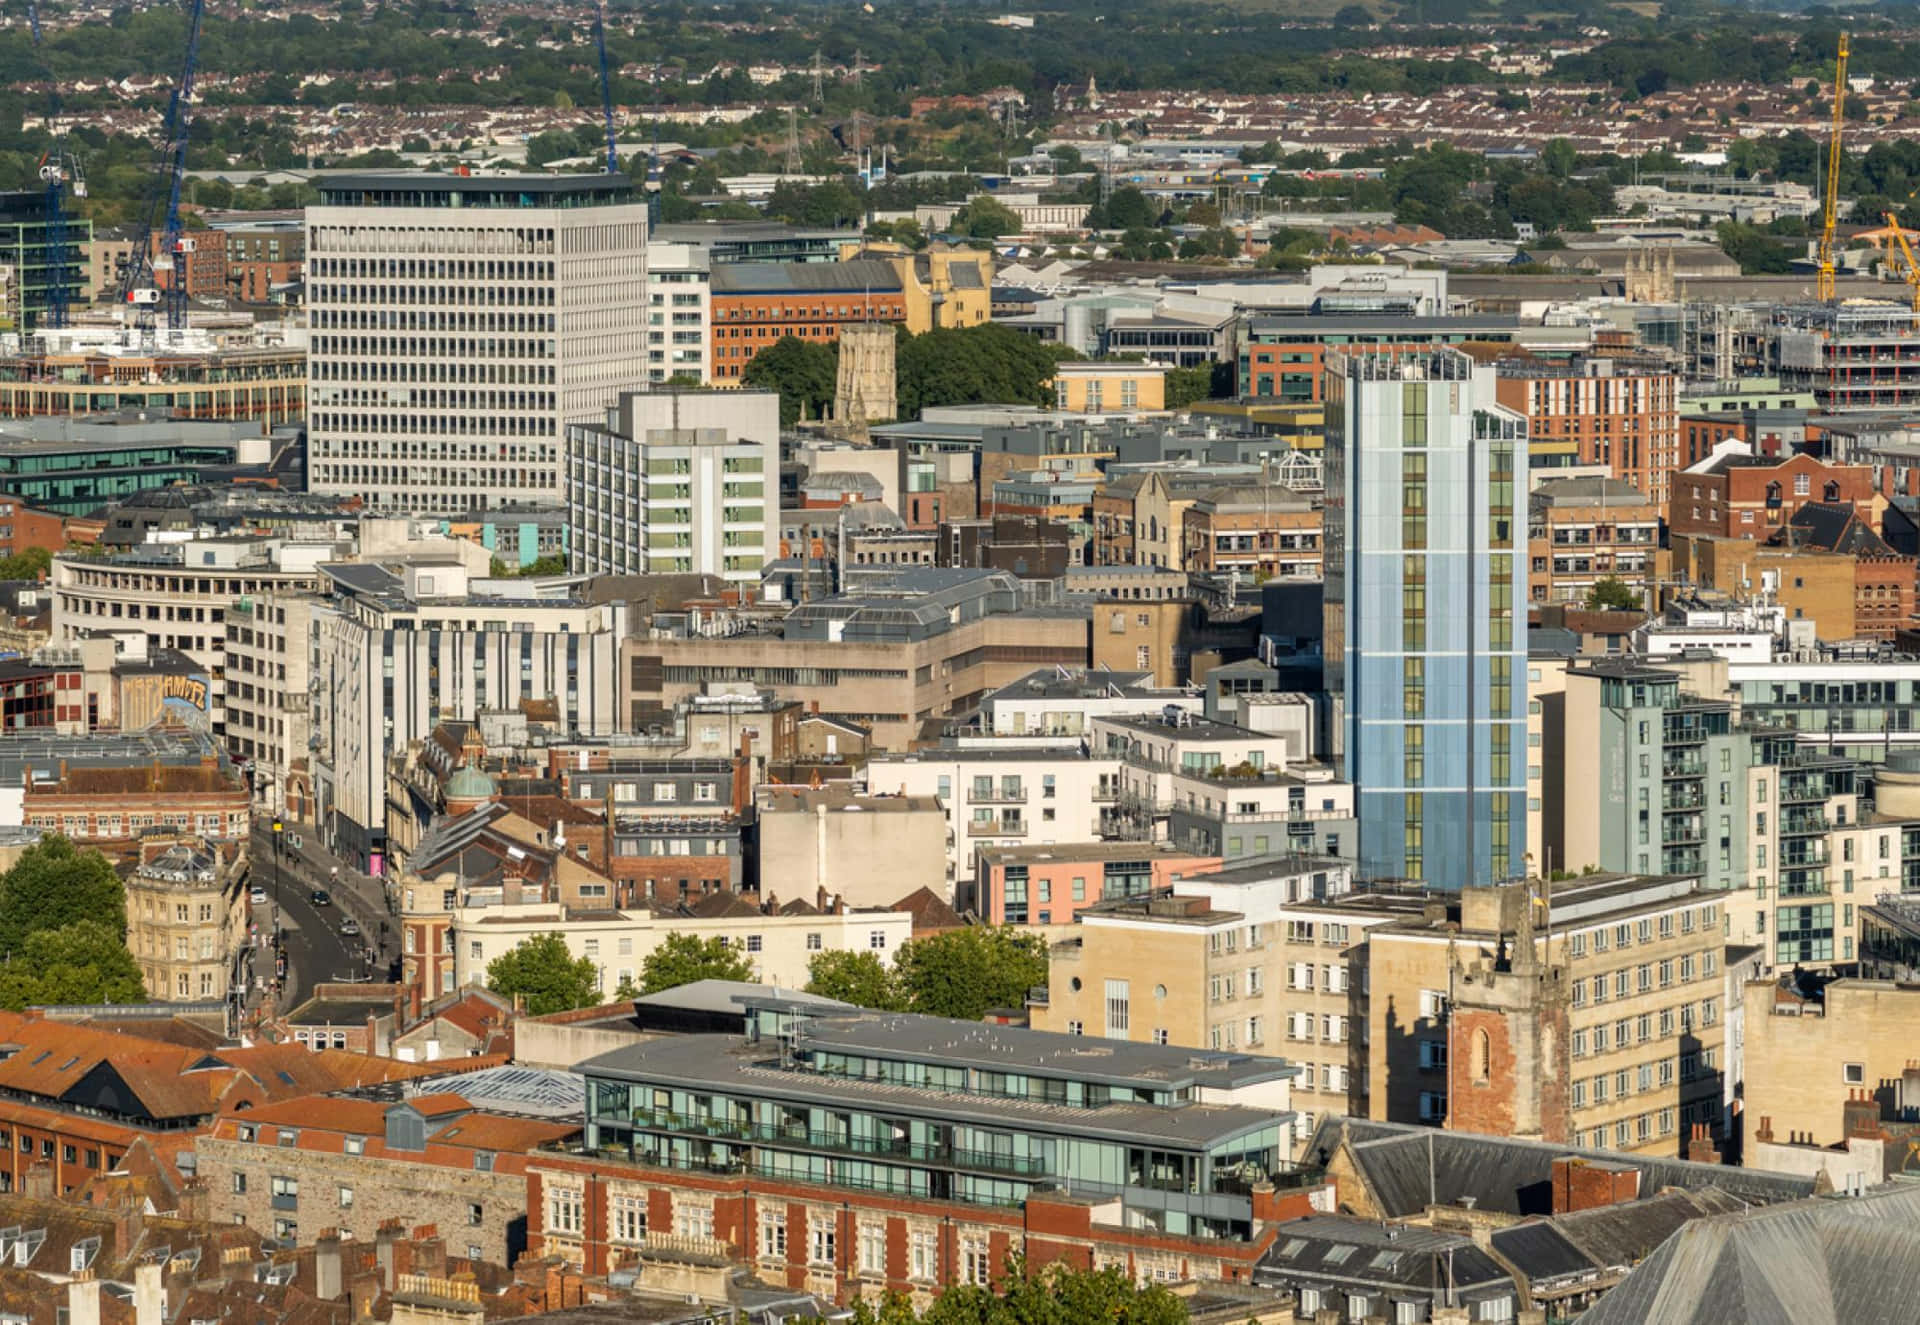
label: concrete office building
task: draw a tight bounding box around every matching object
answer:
[305,172,649,513]
[1325,350,1528,890]
[644,240,712,384]
[311,560,627,873]
[566,389,776,583]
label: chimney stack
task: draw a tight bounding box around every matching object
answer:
[66,1275,101,1325]
[134,1261,164,1325]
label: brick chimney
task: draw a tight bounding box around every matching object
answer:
[1686,1122,1722,1165]
[1755,1115,1775,1144]
[412,1227,448,1282]
[21,1160,53,1200]
[66,1274,100,1325]
[375,1220,403,1290]
[1844,1087,1882,1140]
[348,1268,381,1320]
[1550,1156,1641,1214]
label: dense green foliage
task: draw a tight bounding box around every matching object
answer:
[894,324,1077,419]
[804,949,908,1011]
[484,932,602,1015]
[825,1258,1188,1324]
[742,336,839,427]
[0,836,143,1009]
[0,547,51,582]
[890,927,1050,1023]
[1586,577,1642,612]
[637,932,754,995]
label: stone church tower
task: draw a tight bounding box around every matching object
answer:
[1447,880,1573,1143]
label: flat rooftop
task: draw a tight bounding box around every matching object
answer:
[578,1026,1291,1148]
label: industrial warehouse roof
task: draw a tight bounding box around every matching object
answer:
[710,258,903,295]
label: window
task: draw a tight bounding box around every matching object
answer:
[1066,1020,1082,1035]
[270,1174,298,1206]
[961,1236,992,1287]
[469,1202,485,1226]
[1845,1062,1866,1085]
[674,1204,714,1240]
[759,1209,787,1260]
[810,1224,837,1266]
[746,934,762,953]
[869,931,887,950]
[1104,979,1129,1038]
[338,1186,354,1209]
[858,1223,886,1276]
[232,1172,247,1194]
[909,1229,937,1281]
[547,1188,583,1236]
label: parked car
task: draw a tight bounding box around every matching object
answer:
[249,886,267,905]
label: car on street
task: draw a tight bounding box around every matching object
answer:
[340,918,360,938]
[310,889,332,906]
[249,886,267,905]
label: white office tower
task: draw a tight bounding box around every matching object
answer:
[567,389,778,584]
[304,173,648,513]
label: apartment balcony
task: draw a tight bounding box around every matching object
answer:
[1780,870,1829,898]
[1662,817,1704,847]
[1781,809,1830,835]
[1779,843,1830,868]
[1662,786,1705,811]
[1662,755,1706,779]
[627,1110,1049,1179]
[967,790,1028,805]
[1663,848,1705,875]
[968,817,1027,837]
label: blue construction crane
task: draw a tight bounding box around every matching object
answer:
[117,0,207,340]
[25,0,82,332]
[592,0,618,175]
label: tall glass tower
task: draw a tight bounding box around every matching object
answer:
[1325,350,1528,890]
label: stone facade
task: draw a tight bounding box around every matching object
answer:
[194,1133,535,1264]
[125,837,249,1003]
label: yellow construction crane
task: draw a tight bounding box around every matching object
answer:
[1818,32,1850,301]
[1882,211,1920,310]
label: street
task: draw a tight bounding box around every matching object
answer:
[248,819,398,1012]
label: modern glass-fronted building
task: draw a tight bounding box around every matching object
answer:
[0,190,89,333]
[577,996,1300,1240]
[1325,350,1528,890]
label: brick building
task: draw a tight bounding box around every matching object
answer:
[20,754,251,852]
[1664,535,1858,641]
[1495,357,1680,502]
[195,1077,577,1258]
[708,260,905,385]
[1667,450,1881,542]
[1765,501,1918,641]
[1527,476,1661,605]
[221,224,304,303]
[526,997,1327,1305]
[1180,484,1322,580]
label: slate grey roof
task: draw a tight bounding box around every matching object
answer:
[1578,1181,1920,1325]
[1305,1118,1816,1220]
[1554,1187,1747,1270]
[710,258,902,295]
[1255,1214,1512,1299]
[1491,1220,1599,1287]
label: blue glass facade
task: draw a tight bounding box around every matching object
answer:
[1326,351,1529,890]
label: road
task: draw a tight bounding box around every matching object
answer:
[248,821,398,1012]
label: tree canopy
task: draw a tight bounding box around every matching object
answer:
[895,324,1075,419]
[638,932,754,996]
[0,919,147,1010]
[804,949,907,1011]
[1586,576,1642,612]
[484,932,601,1016]
[0,834,127,960]
[891,927,1050,1022]
[830,1258,1187,1325]
[742,336,839,427]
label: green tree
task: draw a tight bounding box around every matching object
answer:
[1586,576,1642,611]
[952,195,1021,239]
[1165,363,1218,409]
[2,920,147,1008]
[638,932,754,996]
[484,932,601,1015]
[1101,185,1155,230]
[841,1258,1187,1324]
[805,949,906,1010]
[892,927,1049,1022]
[488,553,568,577]
[742,336,839,427]
[895,324,1075,418]
[0,835,126,961]
[0,547,50,581]
[1541,137,1578,180]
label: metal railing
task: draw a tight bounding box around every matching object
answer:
[627,1111,1050,1178]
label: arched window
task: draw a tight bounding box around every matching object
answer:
[1472,1028,1492,1084]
